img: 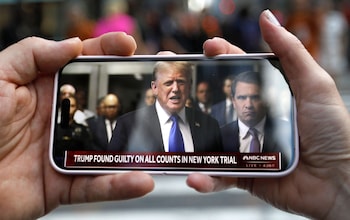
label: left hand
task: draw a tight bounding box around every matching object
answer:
[0,32,154,219]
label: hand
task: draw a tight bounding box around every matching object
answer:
[187,10,350,219]
[0,32,154,219]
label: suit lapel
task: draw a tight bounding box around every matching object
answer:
[232,121,240,149]
[262,117,276,153]
[145,106,165,152]
[185,108,201,149]
[98,117,109,143]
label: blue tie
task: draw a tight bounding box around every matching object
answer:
[169,114,185,152]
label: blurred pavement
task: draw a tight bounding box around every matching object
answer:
[41,176,307,220]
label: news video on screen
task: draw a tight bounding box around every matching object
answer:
[51,56,297,174]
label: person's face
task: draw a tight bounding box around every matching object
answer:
[104,95,120,120]
[233,82,266,127]
[144,89,155,106]
[60,85,75,100]
[196,82,211,104]
[97,101,106,116]
[151,65,191,114]
[223,79,233,98]
[185,98,193,108]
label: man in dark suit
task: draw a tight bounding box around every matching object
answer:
[211,76,236,127]
[87,94,121,151]
[221,115,289,153]
[108,61,222,152]
[221,71,291,167]
[194,81,212,114]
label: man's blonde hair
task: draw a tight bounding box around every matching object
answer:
[152,61,193,81]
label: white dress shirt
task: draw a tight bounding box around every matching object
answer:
[238,117,266,153]
[155,100,194,152]
[225,98,237,121]
[105,119,117,142]
[198,102,211,114]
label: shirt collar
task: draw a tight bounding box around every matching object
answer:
[239,116,266,139]
[155,100,186,124]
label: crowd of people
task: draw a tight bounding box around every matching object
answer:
[2,0,350,75]
[55,84,123,155]
[54,80,160,155]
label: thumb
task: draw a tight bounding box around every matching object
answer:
[259,10,338,104]
[0,37,83,85]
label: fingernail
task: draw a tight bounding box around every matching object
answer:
[264,9,281,26]
[61,37,81,44]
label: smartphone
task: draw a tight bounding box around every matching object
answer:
[49,54,298,177]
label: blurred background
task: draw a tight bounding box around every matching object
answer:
[1,0,349,219]
[1,0,350,92]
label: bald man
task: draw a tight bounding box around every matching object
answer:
[87,94,121,150]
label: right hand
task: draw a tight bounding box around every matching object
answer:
[187,10,350,219]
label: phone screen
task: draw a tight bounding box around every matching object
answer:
[50,55,298,176]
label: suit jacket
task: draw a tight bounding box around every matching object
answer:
[210,100,234,127]
[86,116,109,151]
[108,105,223,152]
[221,117,291,169]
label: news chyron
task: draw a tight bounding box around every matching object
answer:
[66,152,281,171]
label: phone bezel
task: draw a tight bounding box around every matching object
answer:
[49,53,299,177]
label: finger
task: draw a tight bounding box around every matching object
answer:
[157,51,176,55]
[186,173,237,193]
[82,32,137,56]
[0,37,82,84]
[68,172,154,204]
[203,37,245,57]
